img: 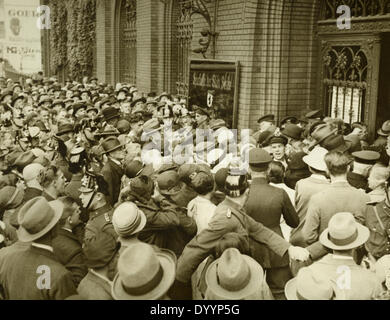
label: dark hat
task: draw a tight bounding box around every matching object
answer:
[257,130,274,148]
[56,122,74,136]
[178,163,210,185]
[156,171,185,196]
[269,135,288,146]
[249,148,272,172]
[352,150,380,165]
[305,109,323,119]
[83,229,120,268]
[124,160,154,179]
[100,136,124,154]
[52,99,65,108]
[287,152,309,170]
[280,116,298,127]
[257,114,275,124]
[100,96,116,107]
[86,104,98,114]
[130,97,147,108]
[0,186,24,210]
[158,92,172,101]
[377,120,390,137]
[128,175,155,198]
[72,102,87,114]
[102,106,120,122]
[282,124,303,141]
[321,134,352,153]
[309,121,326,137]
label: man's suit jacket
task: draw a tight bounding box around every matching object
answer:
[290,175,330,247]
[77,270,113,300]
[302,181,370,260]
[0,244,77,299]
[64,173,83,203]
[101,159,124,206]
[245,177,299,268]
[23,187,42,203]
[52,228,88,287]
[308,254,382,300]
[176,197,290,283]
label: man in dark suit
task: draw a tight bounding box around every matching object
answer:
[100,137,125,206]
[0,197,77,299]
[53,196,87,287]
[245,148,299,294]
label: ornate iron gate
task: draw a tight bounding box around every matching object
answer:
[119,0,137,84]
[176,0,193,97]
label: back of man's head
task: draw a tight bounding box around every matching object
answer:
[23,163,44,183]
[324,151,351,176]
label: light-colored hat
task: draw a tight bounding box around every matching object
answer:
[205,248,264,300]
[22,163,44,182]
[319,212,370,250]
[112,202,147,238]
[17,197,64,242]
[111,243,176,300]
[285,267,334,300]
[302,145,328,172]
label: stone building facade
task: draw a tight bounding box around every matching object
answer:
[43,0,390,138]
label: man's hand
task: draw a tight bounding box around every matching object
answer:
[288,246,310,262]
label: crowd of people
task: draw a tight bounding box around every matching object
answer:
[0,74,389,300]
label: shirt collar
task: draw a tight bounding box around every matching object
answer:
[62,227,73,233]
[311,174,329,181]
[332,254,354,260]
[109,157,122,167]
[223,197,244,212]
[89,269,112,284]
[31,243,53,253]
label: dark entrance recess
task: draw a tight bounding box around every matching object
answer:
[377,33,390,131]
[188,59,240,129]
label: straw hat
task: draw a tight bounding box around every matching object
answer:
[112,202,147,238]
[111,243,176,300]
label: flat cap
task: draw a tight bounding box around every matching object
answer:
[352,150,380,165]
[257,114,275,124]
[269,135,288,146]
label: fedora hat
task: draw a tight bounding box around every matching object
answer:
[112,202,147,238]
[377,120,390,137]
[100,136,124,154]
[319,212,370,250]
[205,248,264,300]
[285,267,334,300]
[0,186,24,210]
[130,97,147,108]
[281,124,303,141]
[302,146,328,172]
[102,106,120,122]
[17,197,64,242]
[95,125,121,138]
[321,134,352,153]
[124,160,154,179]
[56,122,74,136]
[309,124,338,150]
[111,243,176,300]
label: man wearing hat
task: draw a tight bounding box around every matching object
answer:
[172,165,310,299]
[303,212,381,299]
[373,120,390,148]
[301,151,370,262]
[79,172,117,244]
[252,114,276,143]
[102,106,121,127]
[111,243,176,300]
[193,106,210,130]
[245,148,299,295]
[269,134,289,169]
[204,247,273,300]
[347,150,380,191]
[100,136,126,206]
[290,146,330,248]
[0,197,77,299]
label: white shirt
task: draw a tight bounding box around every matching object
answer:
[187,196,216,235]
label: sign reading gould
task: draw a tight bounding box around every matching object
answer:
[188,59,240,129]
